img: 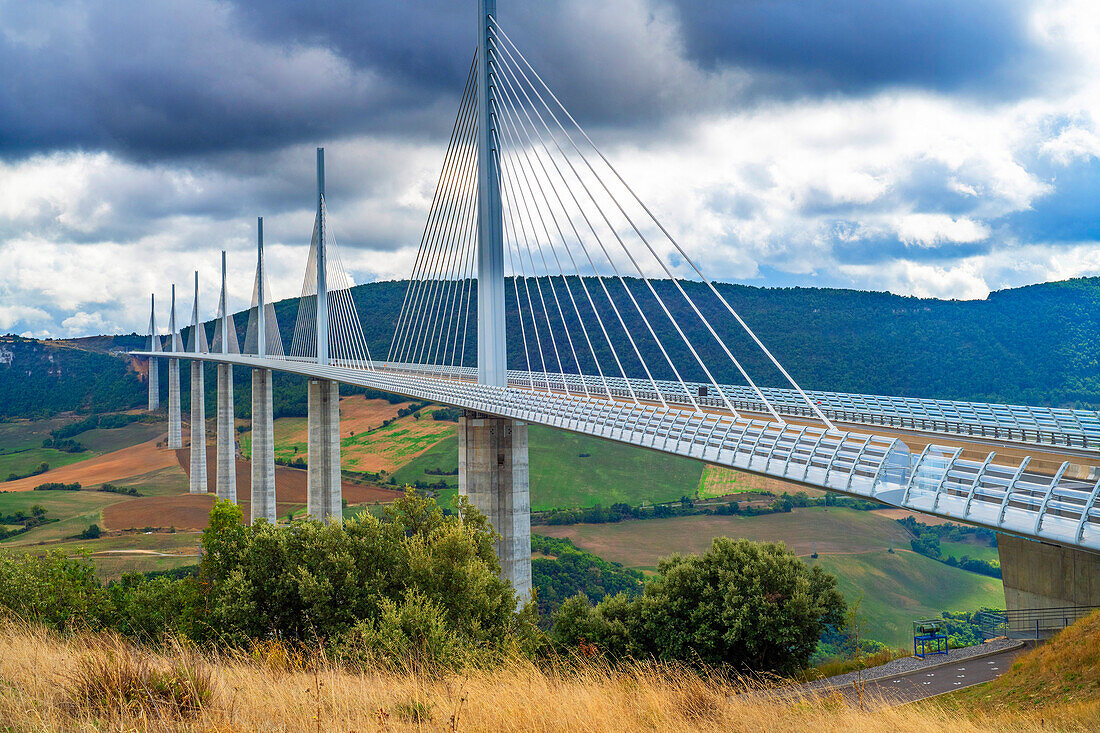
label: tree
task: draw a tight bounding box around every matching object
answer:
[199,492,536,655]
[552,538,846,674]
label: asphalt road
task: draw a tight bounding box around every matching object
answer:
[822,646,1026,707]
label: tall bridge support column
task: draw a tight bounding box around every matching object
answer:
[147,357,159,411]
[189,362,207,493]
[459,412,531,603]
[307,379,341,521]
[999,534,1100,637]
[250,368,276,523]
[215,364,236,502]
[167,358,182,449]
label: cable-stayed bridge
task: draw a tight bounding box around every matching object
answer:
[133,0,1100,618]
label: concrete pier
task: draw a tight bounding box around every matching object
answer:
[250,368,276,523]
[458,412,531,602]
[189,362,207,493]
[167,358,182,449]
[999,534,1100,637]
[147,357,159,411]
[215,363,236,502]
[307,379,341,521]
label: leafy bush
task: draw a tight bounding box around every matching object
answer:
[78,524,102,540]
[0,550,111,630]
[199,493,536,652]
[98,483,141,496]
[551,538,846,674]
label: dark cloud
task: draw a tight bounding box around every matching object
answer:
[0,0,1060,162]
[666,0,1046,96]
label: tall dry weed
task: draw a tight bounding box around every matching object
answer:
[0,621,1097,732]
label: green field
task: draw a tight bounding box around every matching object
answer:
[0,447,93,480]
[75,421,164,453]
[0,489,128,546]
[813,551,1005,647]
[393,425,710,511]
[390,434,459,487]
[940,539,1000,564]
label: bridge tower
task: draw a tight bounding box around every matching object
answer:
[189,271,208,493]
[251,217,277,523]
[146,293,160,411]
[460,0,532,603]
[167,285,183,450]
[307,147,342,522]
[215,251,237,503]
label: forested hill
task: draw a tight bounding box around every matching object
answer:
[2,277,1099,420]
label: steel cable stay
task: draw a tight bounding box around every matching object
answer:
[388,52,478,366]
[493,85,647,407]
[324,201,373,368]
[488,76,639,406]
[389,54,479,368]
[423,146,477,374]
[415,124,478,371]
[243,254,285,358]
[501,186,537,389]
[492,19,832,430]
[492,49,699,413]
[498,126,566,394]
[493,73,683,409]
[436,161,480,378]
[497,99,600,399]
[398,79,479,370]
[491,30,742,418]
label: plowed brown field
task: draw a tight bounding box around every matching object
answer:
[102,493,215,530]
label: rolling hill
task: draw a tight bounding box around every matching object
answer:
[5,276,1100,421]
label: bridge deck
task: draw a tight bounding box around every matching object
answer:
[136,351,1100,555]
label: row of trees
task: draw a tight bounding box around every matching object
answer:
[533,491,880,526]
[900,517,1001,578]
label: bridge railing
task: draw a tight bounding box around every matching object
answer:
[978,607,1100,640]
[369,362,1100,451]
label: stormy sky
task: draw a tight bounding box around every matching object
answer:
[1,0,1099,337]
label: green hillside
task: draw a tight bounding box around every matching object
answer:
[813,551,1005,647]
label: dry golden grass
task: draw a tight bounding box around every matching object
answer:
[950,610,1100,715]
[0,623,1095,732]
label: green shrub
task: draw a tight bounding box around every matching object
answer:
[551,538,846,674]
